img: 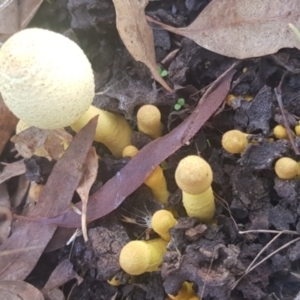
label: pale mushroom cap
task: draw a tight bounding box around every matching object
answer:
[275,157,300,179]
[151,210,177,235]
[175,155,213,195]
[0,28,94,129]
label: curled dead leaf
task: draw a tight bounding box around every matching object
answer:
[11,127,72,160]
[112,0,172,92]
[147,0,300,59]
[76,147,98,242]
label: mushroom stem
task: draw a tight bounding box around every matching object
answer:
[71,105,132,158]
[175,156,215,222]
[122,145,170,204]
[182,187,215,222]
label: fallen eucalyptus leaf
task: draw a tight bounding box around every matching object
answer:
[0,280,44,300]
[112,0,172,92]
[147,0,300,59]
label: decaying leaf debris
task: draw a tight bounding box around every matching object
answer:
[2,0,300,299]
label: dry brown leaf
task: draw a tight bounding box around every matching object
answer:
[112,0,172,92]
[19,0,43,29]
[0,184,11,245]
[0,118,97,280]
[0,207,12,244]
[0,94,18,155]
[0,280,44,300]
[0,160,26,185]
[147,0,300,59]
[0,0,18,37]
[11,127,72,160]
[44,259,82,290]
[76,147,98,242]
[0,0,43,43]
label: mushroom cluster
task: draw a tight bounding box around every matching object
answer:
[0,28,132,157]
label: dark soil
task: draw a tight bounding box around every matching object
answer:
[15,0,300,299]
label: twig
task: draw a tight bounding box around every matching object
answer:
[231,235,300,290]
[239,229,300,235]
[200,249,215,299]
[274,83,299,155]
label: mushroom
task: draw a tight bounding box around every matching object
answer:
[221,129,249,154]
[273,125,288,139]
[168,281,200,300]
[122,145,139,158]
[175,155,215,222]
[151,209,177,241]
[0,28,132,157]
[274,157,300,179]
[119,238,167,275]
[70,105,132,157]
[295,122,300,136]
[122,145,170,204]
[137,104,163,139]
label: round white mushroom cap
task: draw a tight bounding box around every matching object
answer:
[0,28,94,129]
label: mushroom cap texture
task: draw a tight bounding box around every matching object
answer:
[275,157,299,179]
[151,210,176,234]
[0,28,94,129]
[221,130,248,154]
[137,104,161,126]
[175,155,213,195]
[119,241,151,275]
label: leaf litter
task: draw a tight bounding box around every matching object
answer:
[3,0,300,299]
[0,118,97,280]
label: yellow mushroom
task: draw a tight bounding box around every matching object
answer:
[295,122,300,136]
[107,275,122,286]
[70,105,132,157]
[225,94,253,106]
[273,125,288,139]
[151,210,177,241]
[0,28,132,158]
[122,145,170,204]
[119,238,167,275]
[274,157,300,179]
[175,156,215,222]
[221,130,249,154]
[137,104,163,139]
[122,145,139,158]
[168,282,200,300]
